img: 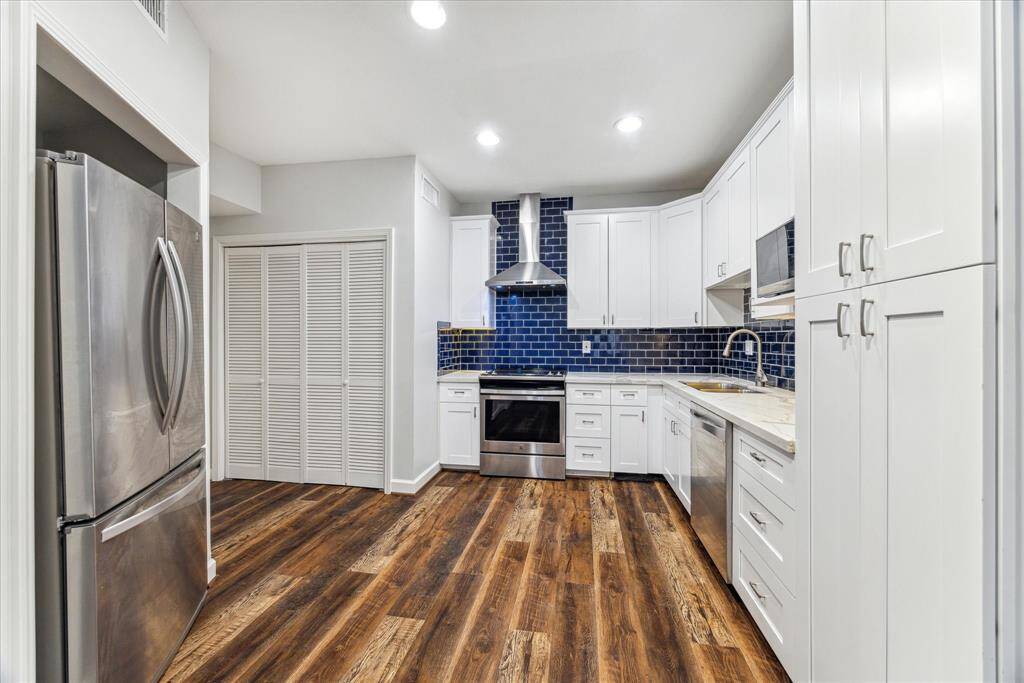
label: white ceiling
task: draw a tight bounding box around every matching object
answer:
[184,1,793,203]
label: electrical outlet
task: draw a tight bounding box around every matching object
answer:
[744,339,754,355]
[582,340,592,355]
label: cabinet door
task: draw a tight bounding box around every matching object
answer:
[752,90,794,239]
[876,0,995,284]
[611,406,648,473]
[860,265,994,682]
[567,214,609,328]
[608,212,653,327]
[450,220,492,328]
[795,0,884,298]
[797,288,881,683]
[725,146,751,277]
[439,402,479,467]
[703,180,728,286]
[676,423,691,512]
[661,410,678,489]
[656,201,702,326]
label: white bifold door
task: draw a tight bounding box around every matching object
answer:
[225,241,386,488]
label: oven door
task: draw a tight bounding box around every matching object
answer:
[480,389,566,456]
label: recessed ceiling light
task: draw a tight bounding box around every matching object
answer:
[476,130,501,147]
[410,1,446,30]
[614,115,644,133]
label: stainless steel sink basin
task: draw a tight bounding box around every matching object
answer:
[682,380,763,394]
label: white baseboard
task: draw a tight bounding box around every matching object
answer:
[207,557,217,583]
[390,462,441,494]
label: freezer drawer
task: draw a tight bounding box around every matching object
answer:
[64,451,207,683]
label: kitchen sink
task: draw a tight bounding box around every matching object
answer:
[682,380,763,394]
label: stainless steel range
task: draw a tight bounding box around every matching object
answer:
[478,366,566,480]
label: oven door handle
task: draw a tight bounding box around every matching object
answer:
[480,388,566,396]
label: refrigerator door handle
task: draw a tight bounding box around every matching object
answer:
[100,459,204,542]
[165,239,193,428]
[147,243,171,426]
[155,237,186,434]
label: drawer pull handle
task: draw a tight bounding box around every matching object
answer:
[582,420,595,425]
[749,511,767,527]
[581,391,596,396]
[750,451,767,464]
[622,392,636,398]
[749,581,768,602]
[581,452,595,458]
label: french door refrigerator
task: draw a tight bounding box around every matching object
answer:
[35,151,207,683]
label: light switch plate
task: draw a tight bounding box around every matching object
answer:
[582,340,592,354]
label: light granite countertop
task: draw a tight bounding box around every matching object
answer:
[438,370,795,453]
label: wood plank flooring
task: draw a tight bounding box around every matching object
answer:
[163,471,788,682]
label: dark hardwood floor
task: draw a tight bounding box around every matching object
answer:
[162,471,788,682]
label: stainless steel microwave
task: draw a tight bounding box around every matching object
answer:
[755,220,795,298]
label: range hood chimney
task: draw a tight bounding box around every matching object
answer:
[485,193,567,291]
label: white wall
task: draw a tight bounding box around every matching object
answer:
[458,188,697,215]
[210,143,261,216]
[412,161,454,482]
[212,156,421,481]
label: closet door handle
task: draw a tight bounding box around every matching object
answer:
[836,303,850,338]
[838,242,851,277]
[859,233,874,272]
[860,299,875,337]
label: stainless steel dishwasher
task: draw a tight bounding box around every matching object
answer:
[690,407,733,583]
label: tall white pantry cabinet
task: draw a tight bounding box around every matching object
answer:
[794,0,997,680]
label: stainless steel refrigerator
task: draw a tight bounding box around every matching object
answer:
[35,151,207,683]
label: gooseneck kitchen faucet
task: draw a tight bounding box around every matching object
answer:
[722,328,768,387]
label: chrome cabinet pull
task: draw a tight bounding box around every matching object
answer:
[693,311,698,324]
[749,511,767,527]
[860,299,875,337]
[611,313,615,325]
[859,233,874,272]
[749,582,768,602]
[641,410,645,423]
[602,314,606,325]
[670,420,678,436]
[838,241,851,277]
[836,302,850,338]
[481,314,485,326]
[581,451,595,458]
[472,406,477,418]
[582,419,595,425]
[750,451,767,464]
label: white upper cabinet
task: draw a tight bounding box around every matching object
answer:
[608,212,653,328]
[567,213,610,328]
[703,180,729,287]
[449,215,497,328]
[795,0,995,299]
[751,89,795,239]
[655,198,703,327]
[567,210,653,329]
[725,146,752,278]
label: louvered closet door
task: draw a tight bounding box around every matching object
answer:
[264,246,303,482]
[344,242,386,488]
[304,244,346,484]
[225,248,265,479]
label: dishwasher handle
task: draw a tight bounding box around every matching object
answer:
[691,408,728,441]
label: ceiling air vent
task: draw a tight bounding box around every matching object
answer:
[421,175,439,208]
[135,0,167,37]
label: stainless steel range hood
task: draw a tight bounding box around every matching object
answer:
[485,193,567,291]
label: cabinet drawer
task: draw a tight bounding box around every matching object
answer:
[567,383,610,405]
[734,465,796,592]
[567,437,611,473]
[611,385,648,406]
[733,531,793,667]
[567,405,611,438]
[665,389,691,417]
[438,383,479,404]
[734,429,795,509]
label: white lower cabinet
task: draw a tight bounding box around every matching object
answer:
[661,396,691,513]
[610,406,648,474]
[438,400,479,468]
[734,531,797,666]
[798,264,995,682]
[567,437,610,473]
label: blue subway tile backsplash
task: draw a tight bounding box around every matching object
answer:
[437,197,795,390]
